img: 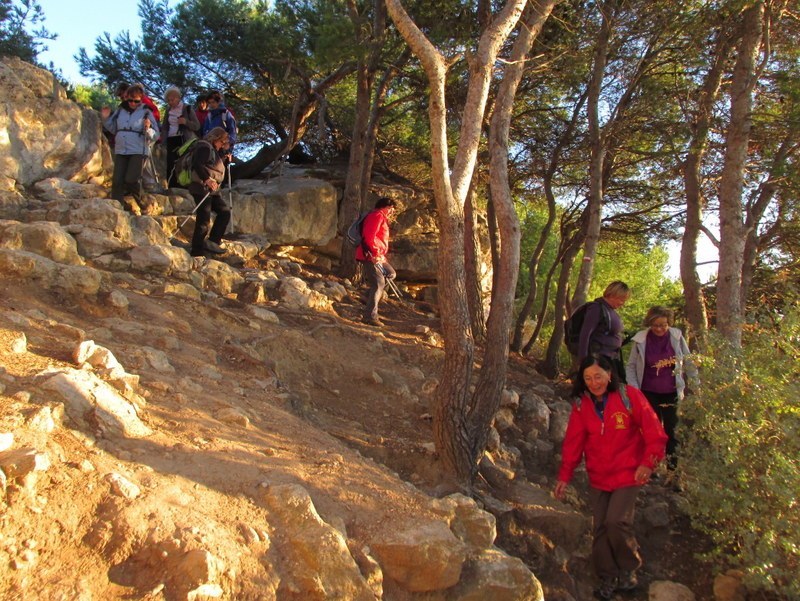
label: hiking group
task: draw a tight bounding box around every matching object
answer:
[101,84,237,257]
[557,281,699,599]
[99,81,698,599]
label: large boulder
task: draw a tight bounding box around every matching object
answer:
[0,220,83,265]
[232,177,338,245]
[0,57,111,189]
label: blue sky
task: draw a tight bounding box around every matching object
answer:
[36,0,143,84]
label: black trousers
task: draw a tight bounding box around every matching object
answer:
[191,191,231,255]
[166,136,184,188]
[642,390,679,466]
[111,154,144,203]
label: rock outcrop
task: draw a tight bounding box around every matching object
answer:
[0,57,110,200]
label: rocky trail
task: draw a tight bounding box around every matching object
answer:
[0,228,725,601]
[0,56,744,601]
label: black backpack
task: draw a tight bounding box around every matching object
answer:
[564,300,610,356]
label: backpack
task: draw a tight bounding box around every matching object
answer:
[174,138,201,187]
[346,211,370,247]
[563,300,610,356]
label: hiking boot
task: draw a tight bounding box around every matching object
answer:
[593,577,616,600]
[616,570,637,591]
[362,317,383,327]
[204,240,226,254]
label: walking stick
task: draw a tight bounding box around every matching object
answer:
[226,161,234,235]
[169,192,210,240]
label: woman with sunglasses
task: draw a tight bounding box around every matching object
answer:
[102,84,159,214]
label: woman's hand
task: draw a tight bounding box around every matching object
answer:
[205,179,219,192]
[554,480,569,500]
[634,465,653,484]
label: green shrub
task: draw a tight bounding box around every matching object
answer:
[678,307,800,599]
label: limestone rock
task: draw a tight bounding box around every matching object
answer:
[500,388,520,409]
[431,493,496,550]
[650,580,696,601]
[173,549,222,599]
[312,280,348,302]
[32,178,108,201]
[0,57,110,187]
[26,404,62,433]
[39,368,152,439]
[450,548,544,601]
[163,281,202,301]
[105,472,141,499]
[370,520,466,592]
[130,215,171,247]
[0,432,14,452]
[259,483,376,601]
[8,331,26,353]
[67,199,136,258]
[0,448,51,479]
[0,249,104,297]
[130,245,192,276]
[549,402,573,444]
[278,276,333,312]
[232,177,338,245]
[215,408,250,428]
[493,407,516,432]
[0,220,83,265]
[200,259,244,297]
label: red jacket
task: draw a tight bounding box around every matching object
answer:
[355,207,391,263]
[558,385,667,491]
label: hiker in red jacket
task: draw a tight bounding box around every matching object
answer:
[355,197,397,327]
[555,354,667,600]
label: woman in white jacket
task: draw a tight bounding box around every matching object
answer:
[626,306,698,468]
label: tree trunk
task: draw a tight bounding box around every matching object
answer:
[680,31,731,350]
[717,1,764,346]
[340,0,389,279]
[339,60,372,279]
[386,0,529,488]
[513,89,586,353]
[464,181,487,343]
[543,238,581,378]
[467,0,556,465]
[231,64,357,180]
[571,0,616,308]
[511,171,555,352]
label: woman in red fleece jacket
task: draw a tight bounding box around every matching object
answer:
[555,354,667,600]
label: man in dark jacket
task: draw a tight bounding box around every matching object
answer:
[355,198,397,326]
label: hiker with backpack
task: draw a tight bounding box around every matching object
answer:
[161,86,200,188]
[355,197,397,327]
[575,280,631,382]
[187,127,231,257]
[555,354,667,600]
[101,84,160,215]
[625,306,698,470]
[201,91,237,155]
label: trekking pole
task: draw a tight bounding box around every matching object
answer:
[386,277,403,299]
[226,161,234,235]
[169,192,210,240]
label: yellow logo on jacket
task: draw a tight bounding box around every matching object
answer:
[611,411,629,430]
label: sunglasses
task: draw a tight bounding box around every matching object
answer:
[127,98,142,104]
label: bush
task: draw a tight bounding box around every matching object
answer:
[678,307,800,599]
